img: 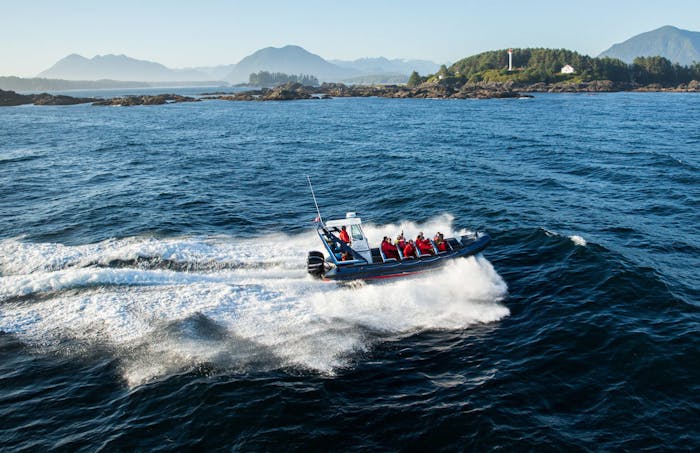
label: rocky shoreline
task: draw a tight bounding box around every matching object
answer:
[520,79,700,93]
[1,79,699,107]
[205,81,528,101]
[92,94,200,106]
[199,79,700,101]
[0,89,97,106]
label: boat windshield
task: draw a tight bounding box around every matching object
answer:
[350,225,364,241]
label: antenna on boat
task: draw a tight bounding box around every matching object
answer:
[307,175,323,225]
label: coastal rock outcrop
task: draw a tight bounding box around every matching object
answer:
[631,80,700,92]
[261,82,313,100]
[207,83,314,101]
[208,80,524,102]
[32,93,98,105]
[0,89,95,106]
[519,80,620,93]
[316,81,522,99]
[92,94,199,106]
[0,89,31,106]
[545,80,618,93]
[452,82,523,99]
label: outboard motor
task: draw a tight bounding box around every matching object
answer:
[307,251,325,278]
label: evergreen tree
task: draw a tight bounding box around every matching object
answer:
[248,71,319,87]
[407,71,421,87]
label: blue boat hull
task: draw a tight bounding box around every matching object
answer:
[322,234,491,281]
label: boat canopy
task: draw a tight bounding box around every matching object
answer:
[325,212,362,228]
[318,212,373,263]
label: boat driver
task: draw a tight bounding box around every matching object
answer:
[339,225,351,244]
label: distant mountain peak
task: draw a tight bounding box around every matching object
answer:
[599,25,700,65]
[225,44,352,83]
[38,53,209,82]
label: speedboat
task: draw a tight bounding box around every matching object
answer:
[306,212,491,281]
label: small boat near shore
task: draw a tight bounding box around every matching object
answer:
[306,212,491,281]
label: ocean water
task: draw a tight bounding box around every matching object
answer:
[0,93,698,450]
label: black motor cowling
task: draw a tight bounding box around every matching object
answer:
[307,251,325,278]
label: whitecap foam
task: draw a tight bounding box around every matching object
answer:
[0,215,509,386]
[541,229,587,247]
[570,235,587,246]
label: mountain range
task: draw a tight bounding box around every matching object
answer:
[37,54,212,82]
[599,25,700,65]
[31,26,700,86]
[38,46,441,84]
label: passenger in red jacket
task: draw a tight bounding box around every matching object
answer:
[339,226,351,244]
[418,241,434,255]
[435,232,448,252]
[395,233,406,251]
[403,240,416,259]
[416,233,434,255]
[381,236,400,259]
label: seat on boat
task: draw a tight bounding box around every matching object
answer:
[429,239,443,254]
[379,247,397,263]
[446,238,460,250]
[415,247,430,258]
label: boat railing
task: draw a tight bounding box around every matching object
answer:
[336,259,365,265]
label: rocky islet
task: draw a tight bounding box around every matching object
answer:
[1,79,699,107]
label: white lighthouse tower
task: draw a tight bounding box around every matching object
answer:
[508,48,513,71]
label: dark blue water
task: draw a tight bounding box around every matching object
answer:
[1,94,699,450]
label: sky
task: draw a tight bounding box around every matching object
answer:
[2,0,699,77]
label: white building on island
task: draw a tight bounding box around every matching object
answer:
[561,64,576,74]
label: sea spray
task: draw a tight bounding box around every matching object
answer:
[0,216,508,385]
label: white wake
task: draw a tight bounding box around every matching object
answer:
[0,215,508,386]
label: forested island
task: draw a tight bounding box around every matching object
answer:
[408,48,700,89]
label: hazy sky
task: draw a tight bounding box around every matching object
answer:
[2,0,699,77]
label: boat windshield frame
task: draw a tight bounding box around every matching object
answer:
[316,224,367,265]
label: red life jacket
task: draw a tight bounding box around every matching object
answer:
[381,240,399,259]
[403,243,415,258]
[339,230,350,243]
[418,240,433,254]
